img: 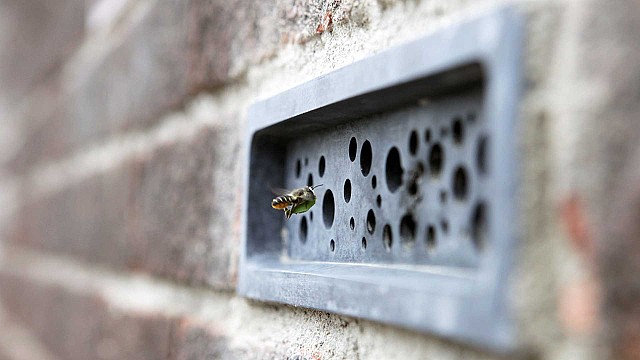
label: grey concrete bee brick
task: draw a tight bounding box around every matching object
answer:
[7,126,238,290]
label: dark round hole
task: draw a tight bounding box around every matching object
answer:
[295,159,301,178]
[299,217,308,244]
[441,219,449,234]
[409,130,419,155]
[426,225,436,252]
[330,239,335,252]
[366,209,376,234]
[376,195,382,208]
[452,166,469,201]
[360,140,373,176]
[349,217,355,230]
[307,173,313,187]
[408,180,418,195]
[343,179,352,203]
[319,156,326,177]
[385,147,404,193]
[371,175,377,189]
[349,137,357,162]
[361,237,367,250]
[428,143,444,177]
[323,190,335,229]
[309,211,313,222]
[477,136,488,175]
[400,214,416,247]
[471,202,488,251]
[383,224,393,251]
[452,117,464,145]
[440,190,447,203]
[425,129,432,143]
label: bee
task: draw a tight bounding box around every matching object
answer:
[272,184,323,219]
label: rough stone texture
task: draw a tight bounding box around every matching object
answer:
[7,124,237,289]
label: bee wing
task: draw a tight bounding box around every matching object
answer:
[271,187,292,196]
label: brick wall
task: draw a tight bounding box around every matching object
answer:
[1,0,639,359]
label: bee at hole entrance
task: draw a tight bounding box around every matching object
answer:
[271,184,323,219]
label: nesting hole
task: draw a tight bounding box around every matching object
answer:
[471,202,488,251]
[360,140,373,176]
[330,239,336,252]
[343,179,352,203]
[426,225,436,253]
[425,129,432,143]
[309,212,313,222]
[440,190,447,203]
[305,157,309,166]
[299,217,308,244]
[349,217,355,230]
[409,130,419,155]
[366,209,376,235]
[295,159,301,178]
[441,219,449,234]
[361,237,367,250]
[452,166,469,201]
[408,163,424,196]
[385,147,403,193]
[376,195,382,208]
[400,214,416,248]
[319,156,326,177]
[428,143,444,177]
[323,190,335,229]
[477,136,488,175]
[371,175,377,189]
[349,137,357,162]
[383,224,393,251]
[452,117,464,145]
[307,173,313,187]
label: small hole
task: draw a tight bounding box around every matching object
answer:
[360,140,373,176]
[440,190,447,203]
[407,164,423,196]
[385,147,404,193]
[452,166,469,201]
[383,224,393,251]
[295,159,301,178]
[307,173,313,187]
[309,212,313,222]
[299,217,308,244]
[441,219,449,234]
[330,239,335,252]
[323,190,335,229]
[409,130,419,155]
[477,136,488,175]
[371,175,377,189]
[376,195,382,208]
[428,143,444,177]
[400,214,416,247]
[361,237,367,250]
[452,117,464,145]
[349,137,357,162]
[472,202,488,251]
[350,217,355,230]
[426,225,436,252]
[425,129,432,143]
[305,157,309,166]
[319,156,326,177]
[366,209,376,234]
[343,179,352,203]
[440,127,448,137]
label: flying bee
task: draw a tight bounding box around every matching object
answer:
[271,184,323,219]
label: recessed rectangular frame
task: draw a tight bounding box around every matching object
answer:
[239,6,523,351]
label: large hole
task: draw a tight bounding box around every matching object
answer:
[471,202,488,251]
[383,224,393,251]
[319,156,326,177]
[360,140,373,176]
[400,214,416,248]
[426,225,436,253]
[428,143,444,177]
[349,137,357,162]
[452,166,469,201]
[323,190,335,229]
[366,209,376,234]
[343,179,352,203]
[385,147,403,193]
[307,173,313,187]
[452,117,464,145]
[295,159,301,178]
[409,130,419,155]
[299,217,308,244]
[477,136,488,175]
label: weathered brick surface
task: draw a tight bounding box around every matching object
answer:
[8,125,238,289]
[0,273,231,360]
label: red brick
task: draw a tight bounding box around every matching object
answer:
[8,126,237,289]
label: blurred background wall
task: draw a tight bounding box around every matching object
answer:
[0,0,639,359]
